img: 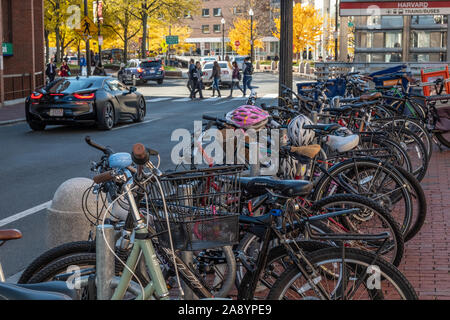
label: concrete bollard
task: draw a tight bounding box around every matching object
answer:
[256,61,260,70]
[46,178,99,248]
[271,61,276,71]
[300,62,305,74]
[305,63,311,75]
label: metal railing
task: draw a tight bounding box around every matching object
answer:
[315,62,450,80]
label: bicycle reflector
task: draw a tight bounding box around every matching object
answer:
[31,92,43,99]
[73,93,95,100]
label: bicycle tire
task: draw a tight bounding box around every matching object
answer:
[435,131,450,148]
[18,241,95,284]
[310,193,404,267]
[312,157,413,237]
[267,247,418,300]
[392,165,427,242]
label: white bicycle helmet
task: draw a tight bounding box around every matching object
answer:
[287,114,315,147]
[279,155,298,179]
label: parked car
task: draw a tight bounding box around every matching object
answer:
[67,56,79,65]
[200,56,217,67]
[118,58,165,85]
[25,76,146,131]
[231,56,246,70]
[201,61,232,87]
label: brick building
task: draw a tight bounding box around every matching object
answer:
[0,0,44,105]
[183,0,280,58]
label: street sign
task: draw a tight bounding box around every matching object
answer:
[165,35,179,45]
[235,40,240,47]
[98,35,103,46]
[76,16,98,39]
[340,1,450,16]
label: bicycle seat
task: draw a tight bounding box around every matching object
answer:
[0,282,74,300]
[290,144,321,159]
[326,134,360,153]
[0,229,22,241]
[303,123,341,133]
[239,177,313,197]
[359,92,382,101]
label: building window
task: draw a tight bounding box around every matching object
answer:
[411,31,447,48]
[213,24,221,33]
[411,15,448,25]
[2,0,13,43]
[184,12,191,18]
[385,32,402,48]
[233,7,243,15]
[213,8,222,16]
[202,25,210,34]
[202,9,210,17]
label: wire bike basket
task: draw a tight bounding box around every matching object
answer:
[147,165,244,251]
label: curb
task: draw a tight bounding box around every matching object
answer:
[0,118,26,126]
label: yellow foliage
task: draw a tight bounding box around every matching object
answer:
[273,3,323,54]
[227,17,263,56]
[147,19,194,55]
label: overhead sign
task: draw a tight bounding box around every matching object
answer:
[76,16,98,39]
[165,35,179,45]
[340,1,450,16]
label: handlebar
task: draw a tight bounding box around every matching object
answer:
[85,136,113,155]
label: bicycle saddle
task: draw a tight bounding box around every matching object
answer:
[326,134,360,153]
[239,177,313,198]
[302,123,341,133]
[0,229,22,241]
[0,282,75,300]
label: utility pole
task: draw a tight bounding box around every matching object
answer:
[249,9,254,62]
[335,0,338,61]
[84,0,91,75]
[97,1,102,66]
[221,18,226,60]
[278,0,293,105]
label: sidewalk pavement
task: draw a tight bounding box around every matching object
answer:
[0,102,26,125]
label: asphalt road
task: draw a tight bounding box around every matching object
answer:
[0,73,306,278]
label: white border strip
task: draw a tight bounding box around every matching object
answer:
[0,201,52,227]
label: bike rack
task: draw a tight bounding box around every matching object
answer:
[96,224,115,300]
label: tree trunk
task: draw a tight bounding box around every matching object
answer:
[123,25,128,63]
[44,29,50,64]
[141,12,148,59]
[55,27,61,63]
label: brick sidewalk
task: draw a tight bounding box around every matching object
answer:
[398,148,450,300]
[0,102,25,124]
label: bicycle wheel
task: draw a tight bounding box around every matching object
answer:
[267,247,418,300]
[310,194,404,267]
[435,131,450,148]
[313,157,413,238]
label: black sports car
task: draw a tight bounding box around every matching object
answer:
[25,76,146,131]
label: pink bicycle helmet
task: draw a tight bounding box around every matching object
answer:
[226,105,269,130]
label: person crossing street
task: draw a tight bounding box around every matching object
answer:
[229,61,244,98]
[210,61,222,98]
[242,57,254,97]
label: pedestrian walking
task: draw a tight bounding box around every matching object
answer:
[210,61,222,97]
[187,58,195,97]
[80,54,87,76]
[191,61,204,99]
[229,61,243,98]
[242,57,254,97]
[59,61,71,77]
[93,61,107,76]
[45,57,57,83]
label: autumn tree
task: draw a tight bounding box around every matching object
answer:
[147,19,194,56]
[273,3,323,59]
[227,17,264,56]
[136,0,200,58]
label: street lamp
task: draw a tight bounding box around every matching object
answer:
[221,18,226,60]
[249,8,254,62]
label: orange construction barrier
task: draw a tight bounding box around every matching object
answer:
[421,65,450,96]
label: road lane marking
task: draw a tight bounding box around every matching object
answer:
[0,201,52,227]
[263,94,278,99]
[173,98,191,102]
[203,97,220,102]
[146,98,171,103]
[112,118,160,131]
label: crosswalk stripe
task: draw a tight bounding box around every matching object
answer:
[173,98,191,102]
[203,97,220,101]
[146,98,171,103]
[263,94,278,99]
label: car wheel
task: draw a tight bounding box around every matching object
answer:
[97,102,115,130]
[28,121,46,131]
[134,97,146,123]
[157,79,163,85]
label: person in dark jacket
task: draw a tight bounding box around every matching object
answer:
[191,61,204,99]
[242,57,254,97]
[45,58,57,83]
[209,61,222,97]
[93,61,107,76]
[229,61,243,97]
[187,59,195,97]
